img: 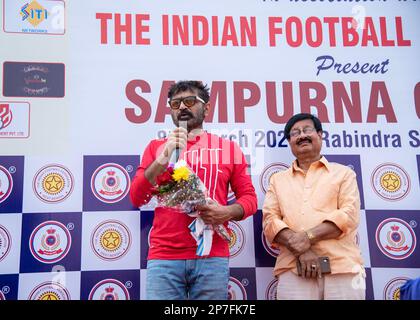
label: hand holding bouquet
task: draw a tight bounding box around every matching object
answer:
[151,160,207,215]
[152,160,230,255]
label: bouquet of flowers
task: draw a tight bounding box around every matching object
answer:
[152,160,230,256]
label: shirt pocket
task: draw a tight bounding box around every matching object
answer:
[310,183,339,213]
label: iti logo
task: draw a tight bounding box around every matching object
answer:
[0,165,13,204]
[29,220,71,264]
[0,104,13,130]
[28,281,70,300]
[383,277,410,300]
[20,1,48,27]
[32,164,74,203]
[91,163,130,204]
[375,218,416,260]
[261,231,280,258]
[0,224,12,262]
[371,163,410,201]
[88,279,131,300]
[91,220,131,261]
[228,277,247,300]
[228,221,245,258]
[265,278,278,300]
[4,0,65,35]
[259,163,289,194]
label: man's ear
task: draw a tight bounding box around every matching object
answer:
[204,102,210,117]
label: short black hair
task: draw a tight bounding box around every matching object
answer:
[284,113,323,140]
[168,80,210,103]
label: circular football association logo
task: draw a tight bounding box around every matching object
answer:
[33,164,74,203]
[88,279,130,300]
[261,231,280,258]
[0,224,12,262]
[228,221,245,258]
[91,220,132,261]
[228,277,247,300]
[29,220,72,264]
[383,277,410,300]
[259,163,289,194]
[371,163,410,201]
[0,165,13,204]
[91,163,130,203]
[376,218,416,260]
[28,281,71,300]
[265,278,278,300]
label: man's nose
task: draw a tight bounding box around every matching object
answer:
[296,130,305,137]
[179,101,188,110]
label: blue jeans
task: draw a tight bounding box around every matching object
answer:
[146,258,229,300]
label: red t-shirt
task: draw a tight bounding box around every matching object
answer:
[130,132,258,260]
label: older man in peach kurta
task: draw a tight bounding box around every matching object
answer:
[263,113,365,300]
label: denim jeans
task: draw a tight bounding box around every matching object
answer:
[146,258,229,300]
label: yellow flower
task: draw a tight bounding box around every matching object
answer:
[172,166,190,182]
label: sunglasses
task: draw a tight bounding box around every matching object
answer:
[168,96,205,110]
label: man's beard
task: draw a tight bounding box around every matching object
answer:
[172,110,205,131]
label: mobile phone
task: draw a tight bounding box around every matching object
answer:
[318,256,331,274]
[296,256,331,276]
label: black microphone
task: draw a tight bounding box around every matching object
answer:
[168,120,187,166]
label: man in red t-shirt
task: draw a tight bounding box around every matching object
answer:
[130,80,257,300]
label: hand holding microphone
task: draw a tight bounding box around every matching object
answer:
[157,124,188,165]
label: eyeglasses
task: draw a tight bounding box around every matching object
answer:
[168,96,205,110]
[289,127,316,138]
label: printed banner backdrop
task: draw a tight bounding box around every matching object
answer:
[1,0,420,300]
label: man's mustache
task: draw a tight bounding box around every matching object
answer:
[178,111,193,119]
[297,137,312,145]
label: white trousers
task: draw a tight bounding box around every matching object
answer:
[276,270,366,300]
